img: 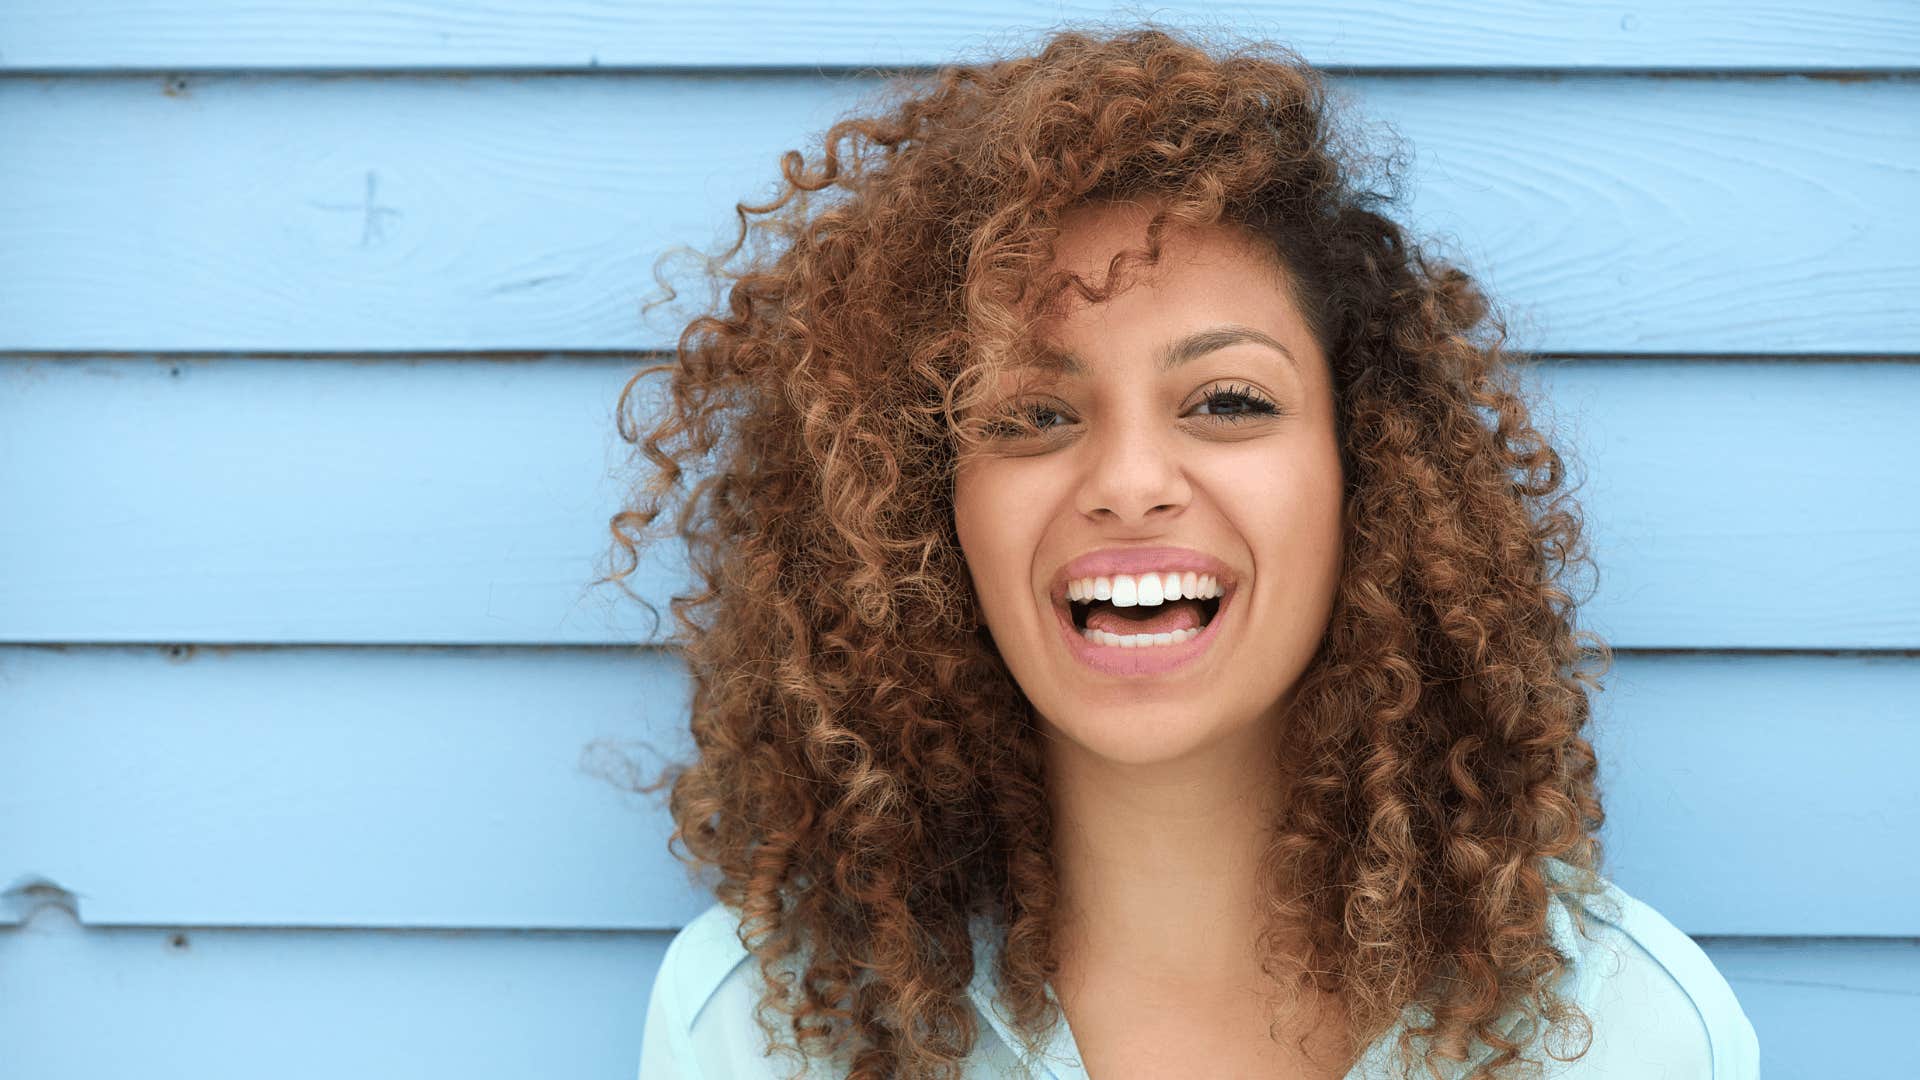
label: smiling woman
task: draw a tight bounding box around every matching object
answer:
[954,201,1346,762]
[604,22,1758,1080]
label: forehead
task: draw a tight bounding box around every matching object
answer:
[1042,199,1286,288]
[1024,202,1298,341]
[1012,201,1309,377]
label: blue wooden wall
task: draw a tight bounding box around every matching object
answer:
[3,4,1917,1077]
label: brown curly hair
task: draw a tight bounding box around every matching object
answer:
[602,21,1615,1080]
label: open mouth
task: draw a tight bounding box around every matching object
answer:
[1051,575,1235,676]
[1068,593,1223,635]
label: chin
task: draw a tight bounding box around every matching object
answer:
[1039,704,1259,769]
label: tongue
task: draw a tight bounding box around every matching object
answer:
[1085,598,1207,636]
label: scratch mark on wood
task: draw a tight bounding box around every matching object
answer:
[3,876,81,924]
[1734,975,1920,998]
[490,273,576,295]
[307,170,403,248]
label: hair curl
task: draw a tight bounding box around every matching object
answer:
[602,22,1615,1080]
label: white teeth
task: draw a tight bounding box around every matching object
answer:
[1079,625,1203,647]
[1136,573,1162,606]
[1065,572,1223,606]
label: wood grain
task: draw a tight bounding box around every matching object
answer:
[0,908,671,1078]
[0,75,1913,353]
[0,911,1902,1080]
[2,356,1913,648]
[1,646,1913,934]
[3,1,1916,71]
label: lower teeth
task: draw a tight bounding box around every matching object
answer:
[1079,625,1202,648]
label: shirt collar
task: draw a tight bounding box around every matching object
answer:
[966,913,1087,1079]
[1345,860,1598,1078]
[960,863,1591,1080]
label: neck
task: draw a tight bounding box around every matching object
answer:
[1044,719,1290,987]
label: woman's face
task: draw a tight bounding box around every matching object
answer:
[953,201,1346,769]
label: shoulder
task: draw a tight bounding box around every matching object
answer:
[1544,859,1761,1079]
[640,902,761,1078]
[655,901,755,1027]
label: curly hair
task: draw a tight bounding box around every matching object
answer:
[602,22,1615,1080]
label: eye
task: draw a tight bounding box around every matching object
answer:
[977,384,1281,444]
[983,400,1071,439]
[1191,383,1281,423]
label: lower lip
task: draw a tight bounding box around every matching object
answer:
[1053,588,1235,677]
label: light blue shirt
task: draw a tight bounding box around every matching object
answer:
[640,858,1759,1078]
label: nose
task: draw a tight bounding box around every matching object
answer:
[1073,406,1192,525]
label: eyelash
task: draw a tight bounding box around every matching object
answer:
[1192,384,1282,422]
[997,384,1282,435]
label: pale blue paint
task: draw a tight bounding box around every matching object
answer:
[4,645,1911,934]
[1709,937,1920,1079]
[1,358,1914,647]
[0,75,1914,353]
[0,6,1913,1079]
[5,913,1902,1080]
[3,0,1916,70]
[0,907,672,1079]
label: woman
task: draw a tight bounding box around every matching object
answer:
[614,24,1759,1080]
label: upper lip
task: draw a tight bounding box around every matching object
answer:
[1048,545,1241,605]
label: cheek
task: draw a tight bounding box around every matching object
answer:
[952,469,1012,593]
[953,464,1047,616]
[1225,453,1344,576]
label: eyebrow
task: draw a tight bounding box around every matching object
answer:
[1031,324,1300,377]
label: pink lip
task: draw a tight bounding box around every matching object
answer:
[1046,545,1241,678]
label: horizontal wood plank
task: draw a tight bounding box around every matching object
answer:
[1,357,1914,648]
[0,908,670,1078]
[3,1,1916,71]
[1590,652,1920,934]
[0,356,683,645]
[2,910,1905,1078]
[1,646,1912,934]
[1706,936,1920,1078]
[0,75,1914,353]
[0,646,708,929]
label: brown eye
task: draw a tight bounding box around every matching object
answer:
[1025,404,1070,430]
[987,401,1070,438]
[1192,384,1280,422]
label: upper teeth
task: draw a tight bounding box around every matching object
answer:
[1067,572,1223,606]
